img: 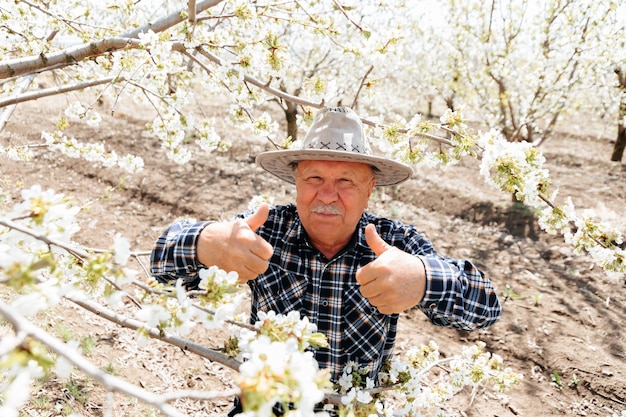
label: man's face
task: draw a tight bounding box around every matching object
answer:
[295,160,376,253]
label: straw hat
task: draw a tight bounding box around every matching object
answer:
[255,107,413,186]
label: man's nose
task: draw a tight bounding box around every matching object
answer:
[317,181,338,203]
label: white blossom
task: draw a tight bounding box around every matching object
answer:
[113,233,131,266]
[54,340,81,378]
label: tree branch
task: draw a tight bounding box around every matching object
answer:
[67,295,243,372]
[0,299,188,417]
[161,388,240,403]
[0,38,141,79]
[188,0,197,24]
[188,44,326,110]
[0,30,57,131]
[123,0,224,39]
[351,65,374,109]
[0,217,90,261]
[330,0,366,33]
[0,0,226,79]
[0,75,35,132]
[0,76,121,109]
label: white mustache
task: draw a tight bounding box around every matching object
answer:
[311,204,341,215]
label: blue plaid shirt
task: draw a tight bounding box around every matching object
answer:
[150,203,501,383]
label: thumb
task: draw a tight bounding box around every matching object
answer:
[364,224,390,256]
[246,203,270,231]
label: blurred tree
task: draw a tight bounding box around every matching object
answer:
[397,0,625,157]
[611,66,626,162]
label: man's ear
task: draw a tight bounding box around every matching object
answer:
[365,178,376,209]
[368,177,376,195]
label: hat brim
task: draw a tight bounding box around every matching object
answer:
[255,149,413,186]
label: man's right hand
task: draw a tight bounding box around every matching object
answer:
[196,204,274,283]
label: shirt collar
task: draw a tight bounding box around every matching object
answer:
[282,206,311,249]
[355,213,372,252]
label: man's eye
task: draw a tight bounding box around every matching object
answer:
[307,176,323,184]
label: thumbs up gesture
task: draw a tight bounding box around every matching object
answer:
[356,224,426,314]
[197,204,274,283]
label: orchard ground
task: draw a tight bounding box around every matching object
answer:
[1,94,625,417]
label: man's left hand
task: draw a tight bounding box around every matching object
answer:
[356,224,426,314]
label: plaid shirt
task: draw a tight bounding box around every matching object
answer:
[150,203,502,383]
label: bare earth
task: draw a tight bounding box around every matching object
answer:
[1,95,625,417]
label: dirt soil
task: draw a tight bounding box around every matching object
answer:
[1,95,625,417]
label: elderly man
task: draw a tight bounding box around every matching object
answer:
[150,106,502,414]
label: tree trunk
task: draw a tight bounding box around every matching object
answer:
[610,68,626,162]
[611,121,626,162]
[285,99,298,144]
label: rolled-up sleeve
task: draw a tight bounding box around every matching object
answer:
[418,255,502,330]
[150,219,211,283]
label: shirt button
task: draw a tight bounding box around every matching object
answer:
[321,300,329,307]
